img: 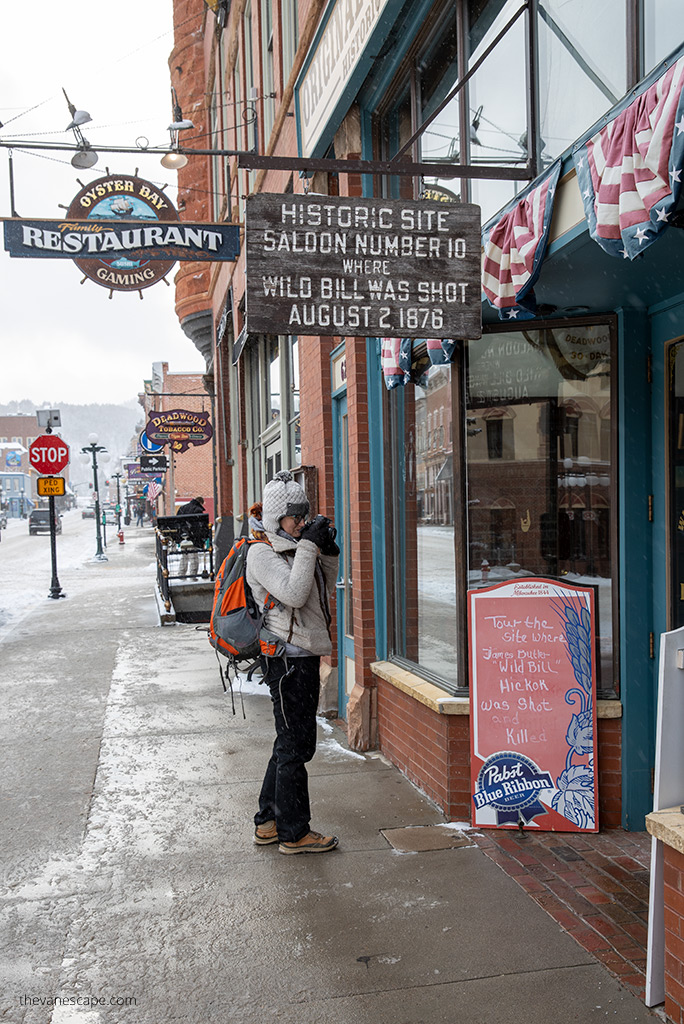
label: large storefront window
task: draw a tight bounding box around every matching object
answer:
[644,1,684,77]
[387,321,617,697]
[388,364,465,691]
[537,0,626,164]
[467,323,616,694]
[412,0,630,221]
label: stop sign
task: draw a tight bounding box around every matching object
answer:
[29,434,70,475]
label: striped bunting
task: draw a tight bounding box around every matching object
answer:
[573,53,684,260]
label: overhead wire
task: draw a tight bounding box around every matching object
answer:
[14,147,243,211]
[0,6,201,136]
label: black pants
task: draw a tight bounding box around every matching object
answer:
[254,655,320,843]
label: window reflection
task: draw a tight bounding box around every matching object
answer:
[466,324,614,688]
[390,365,460,687]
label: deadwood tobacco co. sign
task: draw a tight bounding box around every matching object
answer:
[145,409,213,454]
[245,194,481,339]
[3,174,239,293]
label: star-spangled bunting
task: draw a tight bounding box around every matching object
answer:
[573,53,684,260]
[381,337,457,390]
[481,160,561,321]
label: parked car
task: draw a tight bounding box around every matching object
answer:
[103,508,118,525]
[28,509,62,535]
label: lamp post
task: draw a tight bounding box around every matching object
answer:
[112,472,123,530]
[80,433,109,561]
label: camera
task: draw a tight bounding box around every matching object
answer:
[299,514,339,554]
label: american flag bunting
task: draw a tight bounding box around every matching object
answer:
[573,53,684,260]
[481,160,561,321]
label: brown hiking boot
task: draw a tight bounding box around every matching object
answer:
[254,820,279,845]
[278,830,339,855]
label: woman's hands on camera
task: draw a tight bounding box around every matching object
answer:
[299,515,340,555]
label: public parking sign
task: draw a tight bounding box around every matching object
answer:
[29,435,70,475]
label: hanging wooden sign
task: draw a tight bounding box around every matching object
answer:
[246,193,481,339]
[145,409,213,453]
[469,577,598,832]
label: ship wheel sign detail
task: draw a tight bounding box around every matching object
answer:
[66,174,179,293]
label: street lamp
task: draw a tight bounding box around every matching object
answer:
[80,433,109,561]
[112,472,123,530]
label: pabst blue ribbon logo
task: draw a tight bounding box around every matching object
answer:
[473,752,554,826]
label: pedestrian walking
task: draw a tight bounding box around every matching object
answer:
[176,496,206,578]
[246,471,340,854]
[135,504,145,527]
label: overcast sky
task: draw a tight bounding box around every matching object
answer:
[0,2,207,407]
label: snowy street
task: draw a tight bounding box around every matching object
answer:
[0,510,119,637]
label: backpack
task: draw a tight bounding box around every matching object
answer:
[208,537,284,711]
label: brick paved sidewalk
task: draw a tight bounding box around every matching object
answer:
[471,828,652,1001]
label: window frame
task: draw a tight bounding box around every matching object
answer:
[244,335,301,503]
[385,344,469,697]
[475,314,620,701]
[384,315,619,699]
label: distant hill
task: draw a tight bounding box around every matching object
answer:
[0,400,143,488]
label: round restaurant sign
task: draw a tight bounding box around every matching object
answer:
[66,174,179,292]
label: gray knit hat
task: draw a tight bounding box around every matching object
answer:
[262,471,310,533]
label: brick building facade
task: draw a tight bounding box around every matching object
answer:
[162,3,684,1016]
[138,362,215,520]
[165,0,684,874]
[0,414,41,517]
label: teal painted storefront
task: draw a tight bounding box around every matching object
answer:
[304,0,684,829]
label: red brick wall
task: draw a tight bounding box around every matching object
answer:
[377,678,471,819]
[169,0,213,329]
[664,845,684,1024]
[300,337,334,516]
[347,338,378,694]
[377,678,623,826]
[213,337,233,520]
[597,717,622,829]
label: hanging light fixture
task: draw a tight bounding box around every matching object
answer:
[160,150,188,170]
[71,144,98,169]
[201,0,230,26]
[63,88,98,168]
[160,89,194,170]
[63,88,92,131]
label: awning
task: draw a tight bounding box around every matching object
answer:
[481,159,561,322]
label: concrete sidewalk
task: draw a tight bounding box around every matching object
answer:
[0,529,661,1024]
